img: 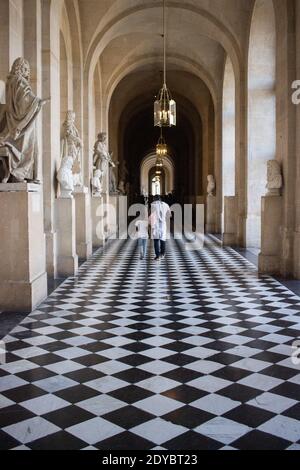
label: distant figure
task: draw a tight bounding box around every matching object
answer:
[150,194,171,261]
[135,206,149,260]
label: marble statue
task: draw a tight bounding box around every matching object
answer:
[57,156,74,198]
[266,160,283,196]
[92,132,113,194]
[91,169,102,195]
[109,162,118,194]
[118,180,126,195]
[119,160,129,184]
[61,111,83,189]
[0,58,50,183]
[117,160,129,195]
[207,174,216,196]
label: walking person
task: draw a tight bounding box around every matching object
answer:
[135,206,149,260]
[150,195,171,261]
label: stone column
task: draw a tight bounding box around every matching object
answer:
[0,183,47,312]
[56,197,78,277]
[74,187,92,259]
[206,195,216,233]
[41,0,60,279]
[259,195,283,275]
[223,196,237,246]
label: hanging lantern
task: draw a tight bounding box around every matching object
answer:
[154,0,176,127]
[156,131,168,157]
[154,85,176,127]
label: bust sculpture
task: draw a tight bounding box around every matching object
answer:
[57,156,74,198]
[0,58,50,183]
[266,160,283,196]
[207,175,216,196]
[61,110,83,190]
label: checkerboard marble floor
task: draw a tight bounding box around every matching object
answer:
[1,236,300,450]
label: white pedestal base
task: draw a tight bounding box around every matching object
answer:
[74,189,92,259]
[0,184,47,312]
[206,195,216,233]
[259,196,283,275]
[108,194,119,239]
[223,196,237,246]
[91,196,105,249]
[56,197,78,277]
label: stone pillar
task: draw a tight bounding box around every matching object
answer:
[0,183,47,312]
[41,0,60,279]
[223,196,237,246]
[74,187,92,259]
[91,196,105,249]
[258,195,283,275]
[206,195,216,233]
[56,197,78,277]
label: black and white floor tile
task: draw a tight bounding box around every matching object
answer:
[0,236,300,450]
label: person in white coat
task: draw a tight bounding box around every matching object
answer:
[150,195,171,261]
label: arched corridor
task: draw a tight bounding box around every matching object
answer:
[1,238,300,449]
[1,0,300,453]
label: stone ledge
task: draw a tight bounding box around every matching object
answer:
[0,182,41,192]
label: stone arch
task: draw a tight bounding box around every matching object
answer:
[141,153,175,196]
[104,53,218,123]
[59,4,74,125]
[246,0,276,249]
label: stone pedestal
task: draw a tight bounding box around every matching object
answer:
[223,196,237,246]
[108,193,119,239]
[0,183,47,312]
[74,187,92,259]
[56,197,78,277]
[259,195,283,275]
[206,194,216,233]
[91,196,105,249]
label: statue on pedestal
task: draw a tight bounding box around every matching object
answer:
[91,169,102,196]
[60,111,83,191]
[266,160,283,196]
[118,160,129,195]
[57,156,74,198]
[92,132,113,194]
[109,161,118,194]
[207,175,216,196]
[0,58,50,183]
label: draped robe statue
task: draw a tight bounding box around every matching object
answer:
[93,132,109,193]
[92,132,115,194]
[60,111,83,189]
[0,58,49,183]
[207,175,216,196]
